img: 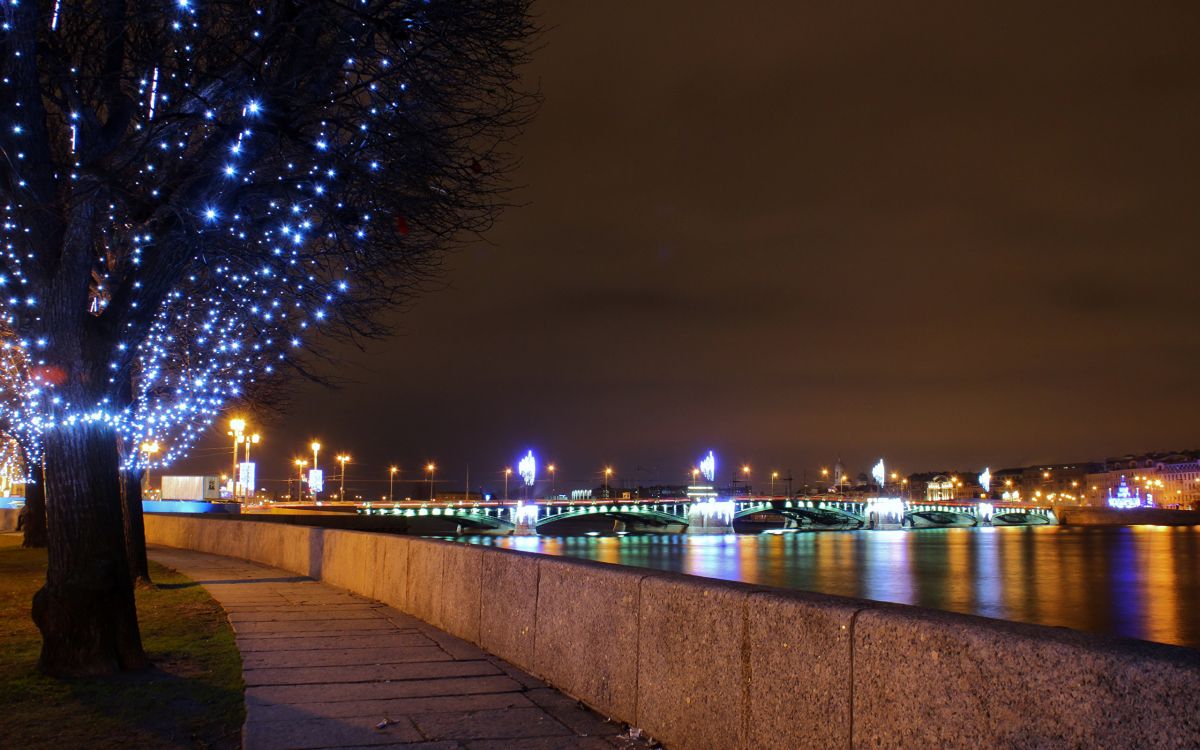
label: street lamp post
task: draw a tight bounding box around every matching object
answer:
[141,441,160,497]
[742,465,751,497]
[771,471,779,498]
[337,454,351,501]
[604,467,613,498]
[504,467,512,501]
[294,459,308,501]
[389,466,398,503]
[426,463,436,501]
[548,464,556,499]
[229,418,246,500]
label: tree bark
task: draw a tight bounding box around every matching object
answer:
[120,467,151,585]
[33,423,147,676]
[21,458,47,548]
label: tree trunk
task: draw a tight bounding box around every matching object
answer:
[33,423,147,676]
[120,467,151,585]
[21,459,47,548]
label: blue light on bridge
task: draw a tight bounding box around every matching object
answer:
[518,450,536,487]
[700,450,716,483]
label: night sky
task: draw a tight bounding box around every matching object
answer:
[180,2,1200,496]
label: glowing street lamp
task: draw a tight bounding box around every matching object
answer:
[311,441,322,470]
[604,466,613,498]
[426,462,436,501]
[771,471,779,497]
[389,466,398,503]
[504,467,512,501]
[548,464,556,498]
[336,454,351,500]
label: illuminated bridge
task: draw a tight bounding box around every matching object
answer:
[356,497,1058,535]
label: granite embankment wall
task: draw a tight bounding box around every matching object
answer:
[145,514,1200,750]
[1056,506,1200,526]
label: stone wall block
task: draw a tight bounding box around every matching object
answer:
[533,557,643,721]
[405,538,445,624]
[479,548,540,671]
[375,534,410,611]
[746,589,864,750]
[635,573,748,750]
[437,541,483,643]
[852,604,1200,749]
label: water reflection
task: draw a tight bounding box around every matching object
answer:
[464,526,1200,649]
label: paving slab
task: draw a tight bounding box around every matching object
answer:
[243,660,502,687]
[241,646,452,670]
[149,546,650,750]
[237,634,433,652]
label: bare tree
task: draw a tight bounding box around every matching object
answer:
[0,0,535,675]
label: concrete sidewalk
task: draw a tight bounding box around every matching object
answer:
[149,547,652,750]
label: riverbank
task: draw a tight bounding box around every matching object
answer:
[1056,506,1200,526]
[0,533,244,749]
[144,514,1200,749]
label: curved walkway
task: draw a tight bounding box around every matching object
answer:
[149,547,650,750]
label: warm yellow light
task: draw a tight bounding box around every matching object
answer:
[230,418,246,433]
[337,454,350,463]
[294,459,307,467]
[1043,471,1051,479]
[548,464,556,473]
[505,467,512,476]
[426,463,436,472]
[141,440,160,454]
[390,466,398,475]
[742,465,751,475]
[604,467,613,476]
[772,471,779,479]
[890,471,898,480]
[250,433,261,444]
[311,441,322,452]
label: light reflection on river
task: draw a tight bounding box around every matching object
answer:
[466,526,1200,649]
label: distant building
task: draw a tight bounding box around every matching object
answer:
[1087,452,1200,509]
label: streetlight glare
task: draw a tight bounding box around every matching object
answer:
[230,417,246,433]
[311,441,322,452]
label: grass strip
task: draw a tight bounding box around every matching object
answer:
[0,533,244,749]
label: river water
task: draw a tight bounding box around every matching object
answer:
[466,525,1200,649]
